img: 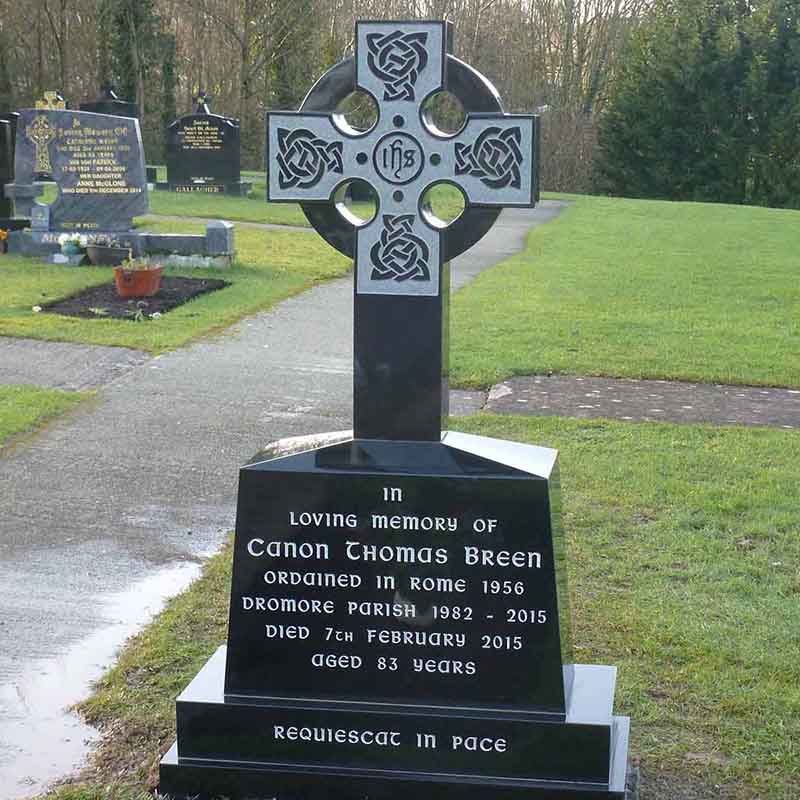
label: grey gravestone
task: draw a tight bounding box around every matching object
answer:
[10,107,148,234]
[205,220,234,255]
[164,93,248,195]
[129,222,235,271]
[160,18,631,800]
[79,84,139,119]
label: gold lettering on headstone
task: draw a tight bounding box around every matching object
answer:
[35,91,66,110]
[178,119,224,151]
[26,115,56,173]
[56,120,138,198]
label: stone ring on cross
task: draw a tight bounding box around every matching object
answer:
[267,20,539,299]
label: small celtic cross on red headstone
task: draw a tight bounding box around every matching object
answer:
[266,20,539,440]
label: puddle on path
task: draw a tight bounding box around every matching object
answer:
[0,559,203,799]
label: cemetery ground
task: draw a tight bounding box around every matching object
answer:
[3,191,797,387]
[1,194,797,799]
[0,223,349,351]
[41,417,800,800]
[144,171,465,227]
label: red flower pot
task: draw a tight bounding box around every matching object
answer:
[114,266,163,298]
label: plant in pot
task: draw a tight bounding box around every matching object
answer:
[86,235,131,266]
[113,257,164,299]
[58,232,88,256]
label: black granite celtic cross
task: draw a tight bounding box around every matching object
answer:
[267,20,538,441]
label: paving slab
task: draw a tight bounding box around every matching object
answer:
[0,338,150,390]
[0,203,561,797]
[481,375,800,429]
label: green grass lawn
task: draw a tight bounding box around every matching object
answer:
[7,193,799,387]
[0,385,87,448]
[0,222,350,352]
[146,187,312,227]
[451,195,800,389]
[40,415,800,800]
[144,181,464,227]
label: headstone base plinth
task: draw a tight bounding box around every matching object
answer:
[156,181,252,196]
[160,647,631,800]
[7,222,234,264]
[160,432,632,800]
[6,229,139,258]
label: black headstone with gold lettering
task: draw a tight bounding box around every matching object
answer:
[159,19,633,800]
[164,94,247,195]
[80,84,139,119]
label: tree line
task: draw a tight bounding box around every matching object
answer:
[0,0,647,192]
[596,0,800,208]
[2,0,799,206]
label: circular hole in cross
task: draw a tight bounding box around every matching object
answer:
[393,115,405,128]
[393,190,404,202]
[430,154,442,166]
[334,179,378,227]
[356,152,368,165]
[421,91,466,136]
[333,90,378,134]
[420,182,466,228]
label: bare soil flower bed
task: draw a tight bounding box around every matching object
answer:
[43,276,229,321]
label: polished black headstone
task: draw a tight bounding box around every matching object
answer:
[9,108,148,232]
[160,435,630,800]
[0,111,19,183]
[160,18,630,800]
[165,96,243,194]
[0,112,19,147]
[79,85,139,119]
[0,119,13,218]
[225,436,571,714]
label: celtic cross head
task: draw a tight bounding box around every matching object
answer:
[34,91,66,111]
[267,20,538,298]
[26,115,56,174]
[194,93,212,114]
[266,20,538,440]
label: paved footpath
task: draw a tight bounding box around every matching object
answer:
[0,202,563,796]
[469,375,800,429]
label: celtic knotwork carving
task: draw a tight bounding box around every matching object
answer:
[366,31,428,101]
[370,215,430,282]
[455,126,524,190]
[276,128,343,190]
[27,115,56,174]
